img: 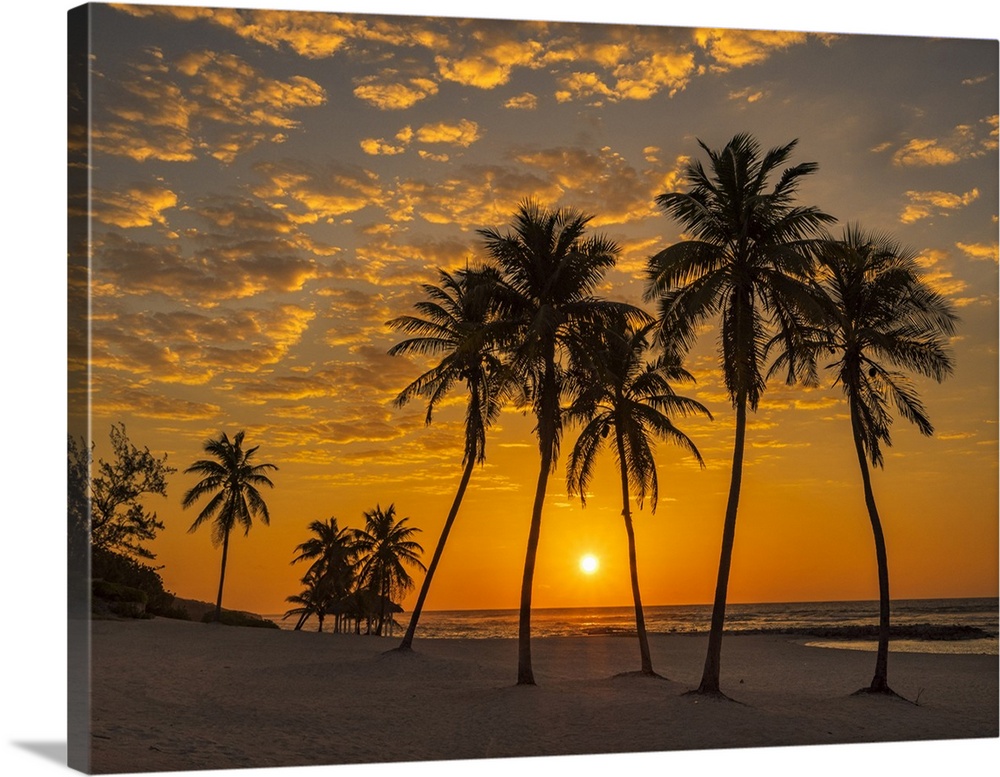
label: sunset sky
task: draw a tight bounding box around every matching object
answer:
[70,0,998,618]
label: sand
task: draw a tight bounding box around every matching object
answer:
[84,617,998,775]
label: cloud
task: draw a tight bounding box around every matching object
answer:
[694,28,813,70]
[609,49,698,100]
[90,376,223,421]
[90,304,317,386]
[555,71,615,104]
[893,138,963,167]
[504,93,538,110]
[91,46,325,163]
[511,145,660,226]
[84,184,178,229]
[353,72,439,110]
[728,87,767,103]
[435,30,545,89]
[956,242,999,263]
[93,228,334,307]
[921,267,970,302]
[251,160,387,222]
[318,287,394,347]
[360,138,407,156]
[112,5,448,60]
[415,119,482,147]
[389,165,561,229]
[899,188,980,223]
[892,118,996,167]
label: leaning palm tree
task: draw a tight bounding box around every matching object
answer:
[290,517,357,631]
[770,224,956,694]
[566,320,711,676]
[182,431,277,622]
[645,133,834,695]
[388,267,505,651]
[479,199,649,685]
[353,504,426,636]
[283,571,336,632]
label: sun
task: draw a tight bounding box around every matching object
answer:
[579,554,599,575]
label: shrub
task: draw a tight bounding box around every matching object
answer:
[201,610,280,629]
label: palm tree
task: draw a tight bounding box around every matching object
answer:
[387,267,505,651]
[566,320,711,676]
[290,517,357,631]
[771,224,956,694]
[182,431,277,622]
[645,133,834,695]
[478,199,648,685]
[353,504,426,636]
[283,571,336,632]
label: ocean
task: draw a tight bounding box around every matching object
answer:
[266,596,999,655]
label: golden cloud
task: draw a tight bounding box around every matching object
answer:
[90,378,223,422]
[435,33,544,89]
[93,229,333,307]
[91,304,316,386]
[353,73,439,110]
[251,160,387,221]
[900,188,980,223]
[611,49,698,100]
[504,93,538,110]
[956,242,999,263]
[86,184,178,229]
[555,71,614,104]
[513,145,666,226]
[892,119,995,167]
[92,46,325,164]
[921,267,969,300]
[360,138,407,156]
[415,119,482,147]
[694,28,811,70]
[893,138,963,167]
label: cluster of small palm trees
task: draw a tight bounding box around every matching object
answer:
[283,505,426,636]
[389,132,957,697]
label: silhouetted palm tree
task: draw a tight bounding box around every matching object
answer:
[182,431,277,622]
[479,199,648,685]
[771,224,956,694]
[566,321,711,675]
[284,571,336,632]
[388,267,505,650]
[290,517,357,631]
[353,504,426,636]
[645,133,834,695]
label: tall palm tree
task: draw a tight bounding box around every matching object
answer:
[771,224,956,694]
[566,320,711,676]
[353,504,426,636]
[478,199,648,685]
[290,517,357,631]
[182,430,277,622]
[645,133,834,695]
[387,267,505,651]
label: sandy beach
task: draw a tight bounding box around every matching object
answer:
[84,617,998,774]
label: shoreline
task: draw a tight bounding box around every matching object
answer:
[87,617,999,774]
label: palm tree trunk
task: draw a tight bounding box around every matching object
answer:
[850,404,892,692]
[213,526,231,623]
[399,455,476,650]
[517,436,552,685]
[616,428,654,675]
[697,391,747,694]
[518,358,558,686]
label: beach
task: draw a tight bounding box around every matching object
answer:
[86,617,998,774]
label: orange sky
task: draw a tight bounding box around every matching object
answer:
[68,0,998,618]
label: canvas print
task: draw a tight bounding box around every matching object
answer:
[67,2,999,774]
